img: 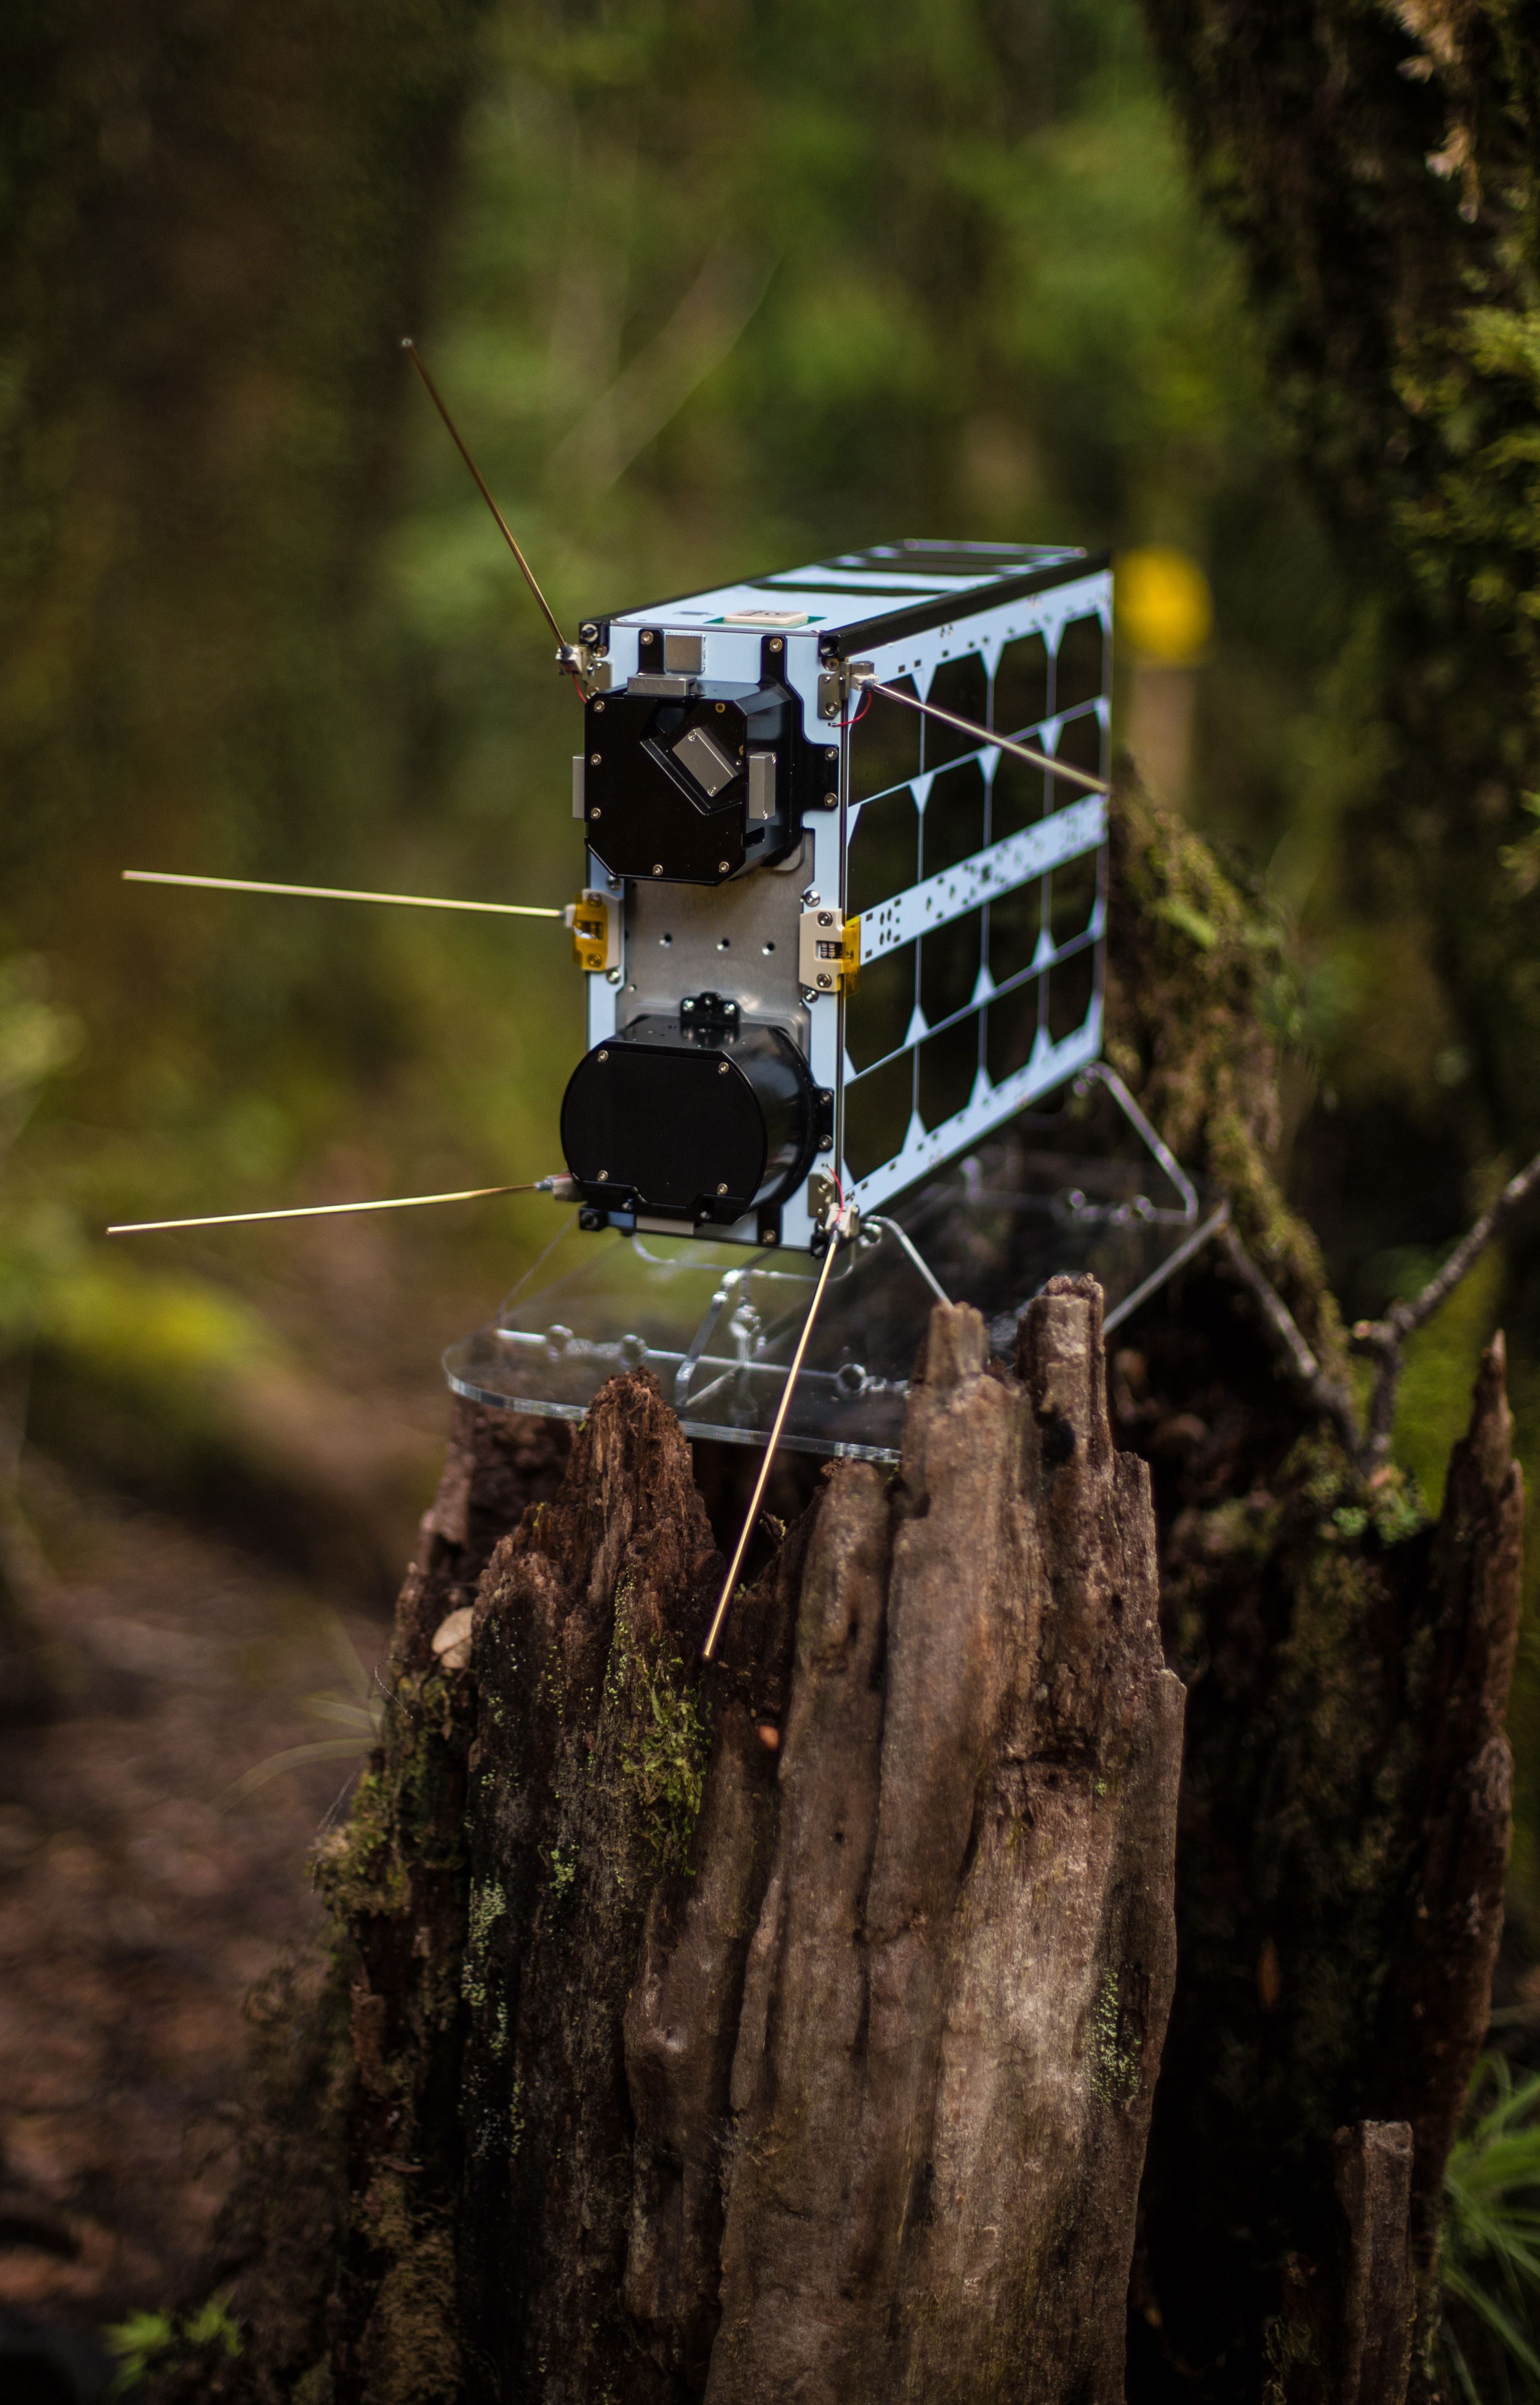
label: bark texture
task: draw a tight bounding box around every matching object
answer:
[1131,1327,1523,2402]
[1132,0,1540,1392]
[151,783,1526,2405]
[318,1279,1182,2405]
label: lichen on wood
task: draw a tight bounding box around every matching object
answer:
[283,1279,1184,2405]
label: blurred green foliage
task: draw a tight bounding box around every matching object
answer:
[1442,2057,1540,2401]
[1,0,1316,1381]
[0,0,1532,1786]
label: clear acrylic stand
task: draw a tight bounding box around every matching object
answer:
[443,1064,1227,1463]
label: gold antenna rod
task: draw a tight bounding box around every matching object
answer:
[108,1178,569,1237]
[401,337,570,657]
[122,869,562,920]
[851,674,1110,797]
[701,1207,854,1663]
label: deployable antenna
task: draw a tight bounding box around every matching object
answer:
[400,338,590,686]
[123,870,563,921]
[701,1196,856,1662]
[109,1177,575,1237]
[848,670,1110,795]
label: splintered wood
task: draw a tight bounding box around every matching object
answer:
[693,1284,1184,2405]
[354,1277,1183,2404]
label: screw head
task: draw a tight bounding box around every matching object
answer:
[716,1182,728,1195]
[715,701,726,713]
[597,1168,608,1182]
[718,860,729,873]
[818,911,833,927]
[594,698,605,713]
[589,806,602,819]
[590,752,601,765]
[817,972,833,988]
[718,1060,729,1075]
[802,887,820,906]
[652,863,663,876]
[822,791,838,808]
[818,1134,834,1151]
[770,637,783,653]
[605,967,622,986]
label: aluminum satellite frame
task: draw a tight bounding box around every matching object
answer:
[112,348,1225,1655]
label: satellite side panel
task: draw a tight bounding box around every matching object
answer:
[834,568,1110,1215]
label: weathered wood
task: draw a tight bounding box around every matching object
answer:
[699,1282,1184,2405]
[1132,1330,1523,2400]
[1332,2121,1415,2405]
[316,1402,572,2405]
[314,1279,1182,2404]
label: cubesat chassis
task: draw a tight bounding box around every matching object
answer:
[447,541,1220,1466]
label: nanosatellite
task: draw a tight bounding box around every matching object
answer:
[114,348,1223,1646]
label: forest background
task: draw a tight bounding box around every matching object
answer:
[3,0,1536,1899]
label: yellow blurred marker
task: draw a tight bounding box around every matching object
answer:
[1116,546,1213,666]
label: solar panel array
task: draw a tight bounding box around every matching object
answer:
[839,605,1109,1212]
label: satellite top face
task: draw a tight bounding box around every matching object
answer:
[570,540,1111,1253]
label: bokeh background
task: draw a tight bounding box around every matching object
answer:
[2,0,1537,2339]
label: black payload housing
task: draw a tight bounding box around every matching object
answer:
[559,993,820,1230]
[579,628,832,888]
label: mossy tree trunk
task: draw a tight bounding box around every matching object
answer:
[1131,0,1540,1349]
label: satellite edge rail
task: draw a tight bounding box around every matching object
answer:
[115,352,1225,1631]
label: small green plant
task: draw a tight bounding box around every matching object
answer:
[105,2294,241,2393]
[1441,2056,1540,2401]
[218,1610,385,1807]
[104,2308,175,2393]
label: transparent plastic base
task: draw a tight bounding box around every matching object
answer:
[443,1069,1226,1463]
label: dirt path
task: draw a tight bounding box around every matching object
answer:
[0,1454,386,2359]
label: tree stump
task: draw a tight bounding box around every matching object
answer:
[317,1279,1183,2404]
[158,777,1525,2405]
